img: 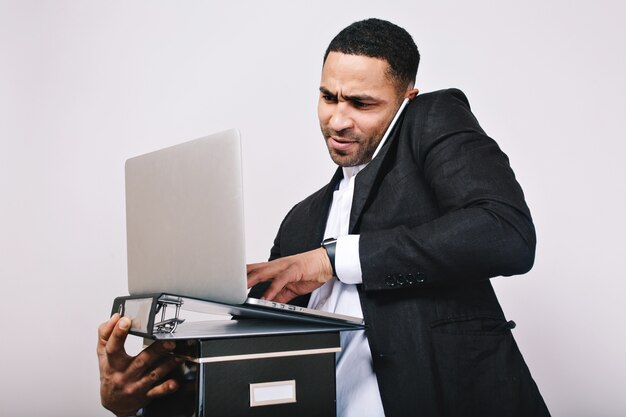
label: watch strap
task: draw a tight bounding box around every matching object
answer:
[321,238,337,277]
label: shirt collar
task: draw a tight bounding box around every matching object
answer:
[342,163,368,181]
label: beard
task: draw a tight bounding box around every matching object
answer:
[320,125,382,167]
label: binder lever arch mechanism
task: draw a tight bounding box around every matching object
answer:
[153,295,185,334]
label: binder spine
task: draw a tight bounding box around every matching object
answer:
[111,295,161,338]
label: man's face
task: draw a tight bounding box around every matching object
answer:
[318,52,405,167]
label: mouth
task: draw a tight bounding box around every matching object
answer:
[328,135,358,152]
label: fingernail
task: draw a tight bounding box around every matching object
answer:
[118,317,131,330]
[163,341,176,350]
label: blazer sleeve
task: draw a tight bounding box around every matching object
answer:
[359,89,536,291]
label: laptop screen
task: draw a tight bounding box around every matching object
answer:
[125,129,248,305]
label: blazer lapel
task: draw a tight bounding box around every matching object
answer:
[308,167,344,244]
[349,126,401,233]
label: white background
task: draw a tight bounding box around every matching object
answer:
[1,1,625,416]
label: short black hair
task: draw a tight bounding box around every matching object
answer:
[323,18,420,89]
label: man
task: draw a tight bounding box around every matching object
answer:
[98,18,550,417]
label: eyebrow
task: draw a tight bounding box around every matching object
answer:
[319,86,379,103]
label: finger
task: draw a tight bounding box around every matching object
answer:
[127,340,177,379]
[247,268,267,288]
[247,259,290,288]
[105,316,133,369]
[134,354,182,394]
[146,378,179,399]
[260,278,285,301]
[262,268,298,301]
[97,313,121,355]
[246,262,265,273]
[273,287,300,304]
[247,261,278,275]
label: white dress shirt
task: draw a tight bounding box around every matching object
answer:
[307,164,386,417]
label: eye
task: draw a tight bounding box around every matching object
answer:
[322,94,337,103]
[351,100,370,109]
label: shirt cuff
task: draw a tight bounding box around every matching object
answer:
[335,234,363,284]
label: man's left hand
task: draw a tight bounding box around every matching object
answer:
[247,248,334,303]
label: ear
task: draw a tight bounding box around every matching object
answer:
[405,88,419,100]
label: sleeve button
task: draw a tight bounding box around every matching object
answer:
[396,274,406,286]
[385,275,396,287]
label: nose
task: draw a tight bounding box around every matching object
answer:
[328,103,353,133]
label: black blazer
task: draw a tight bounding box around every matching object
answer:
[251,89,550,417]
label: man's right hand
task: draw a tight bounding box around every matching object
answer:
[97,314,182,417]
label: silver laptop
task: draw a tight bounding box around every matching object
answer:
[125,129,363,325]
